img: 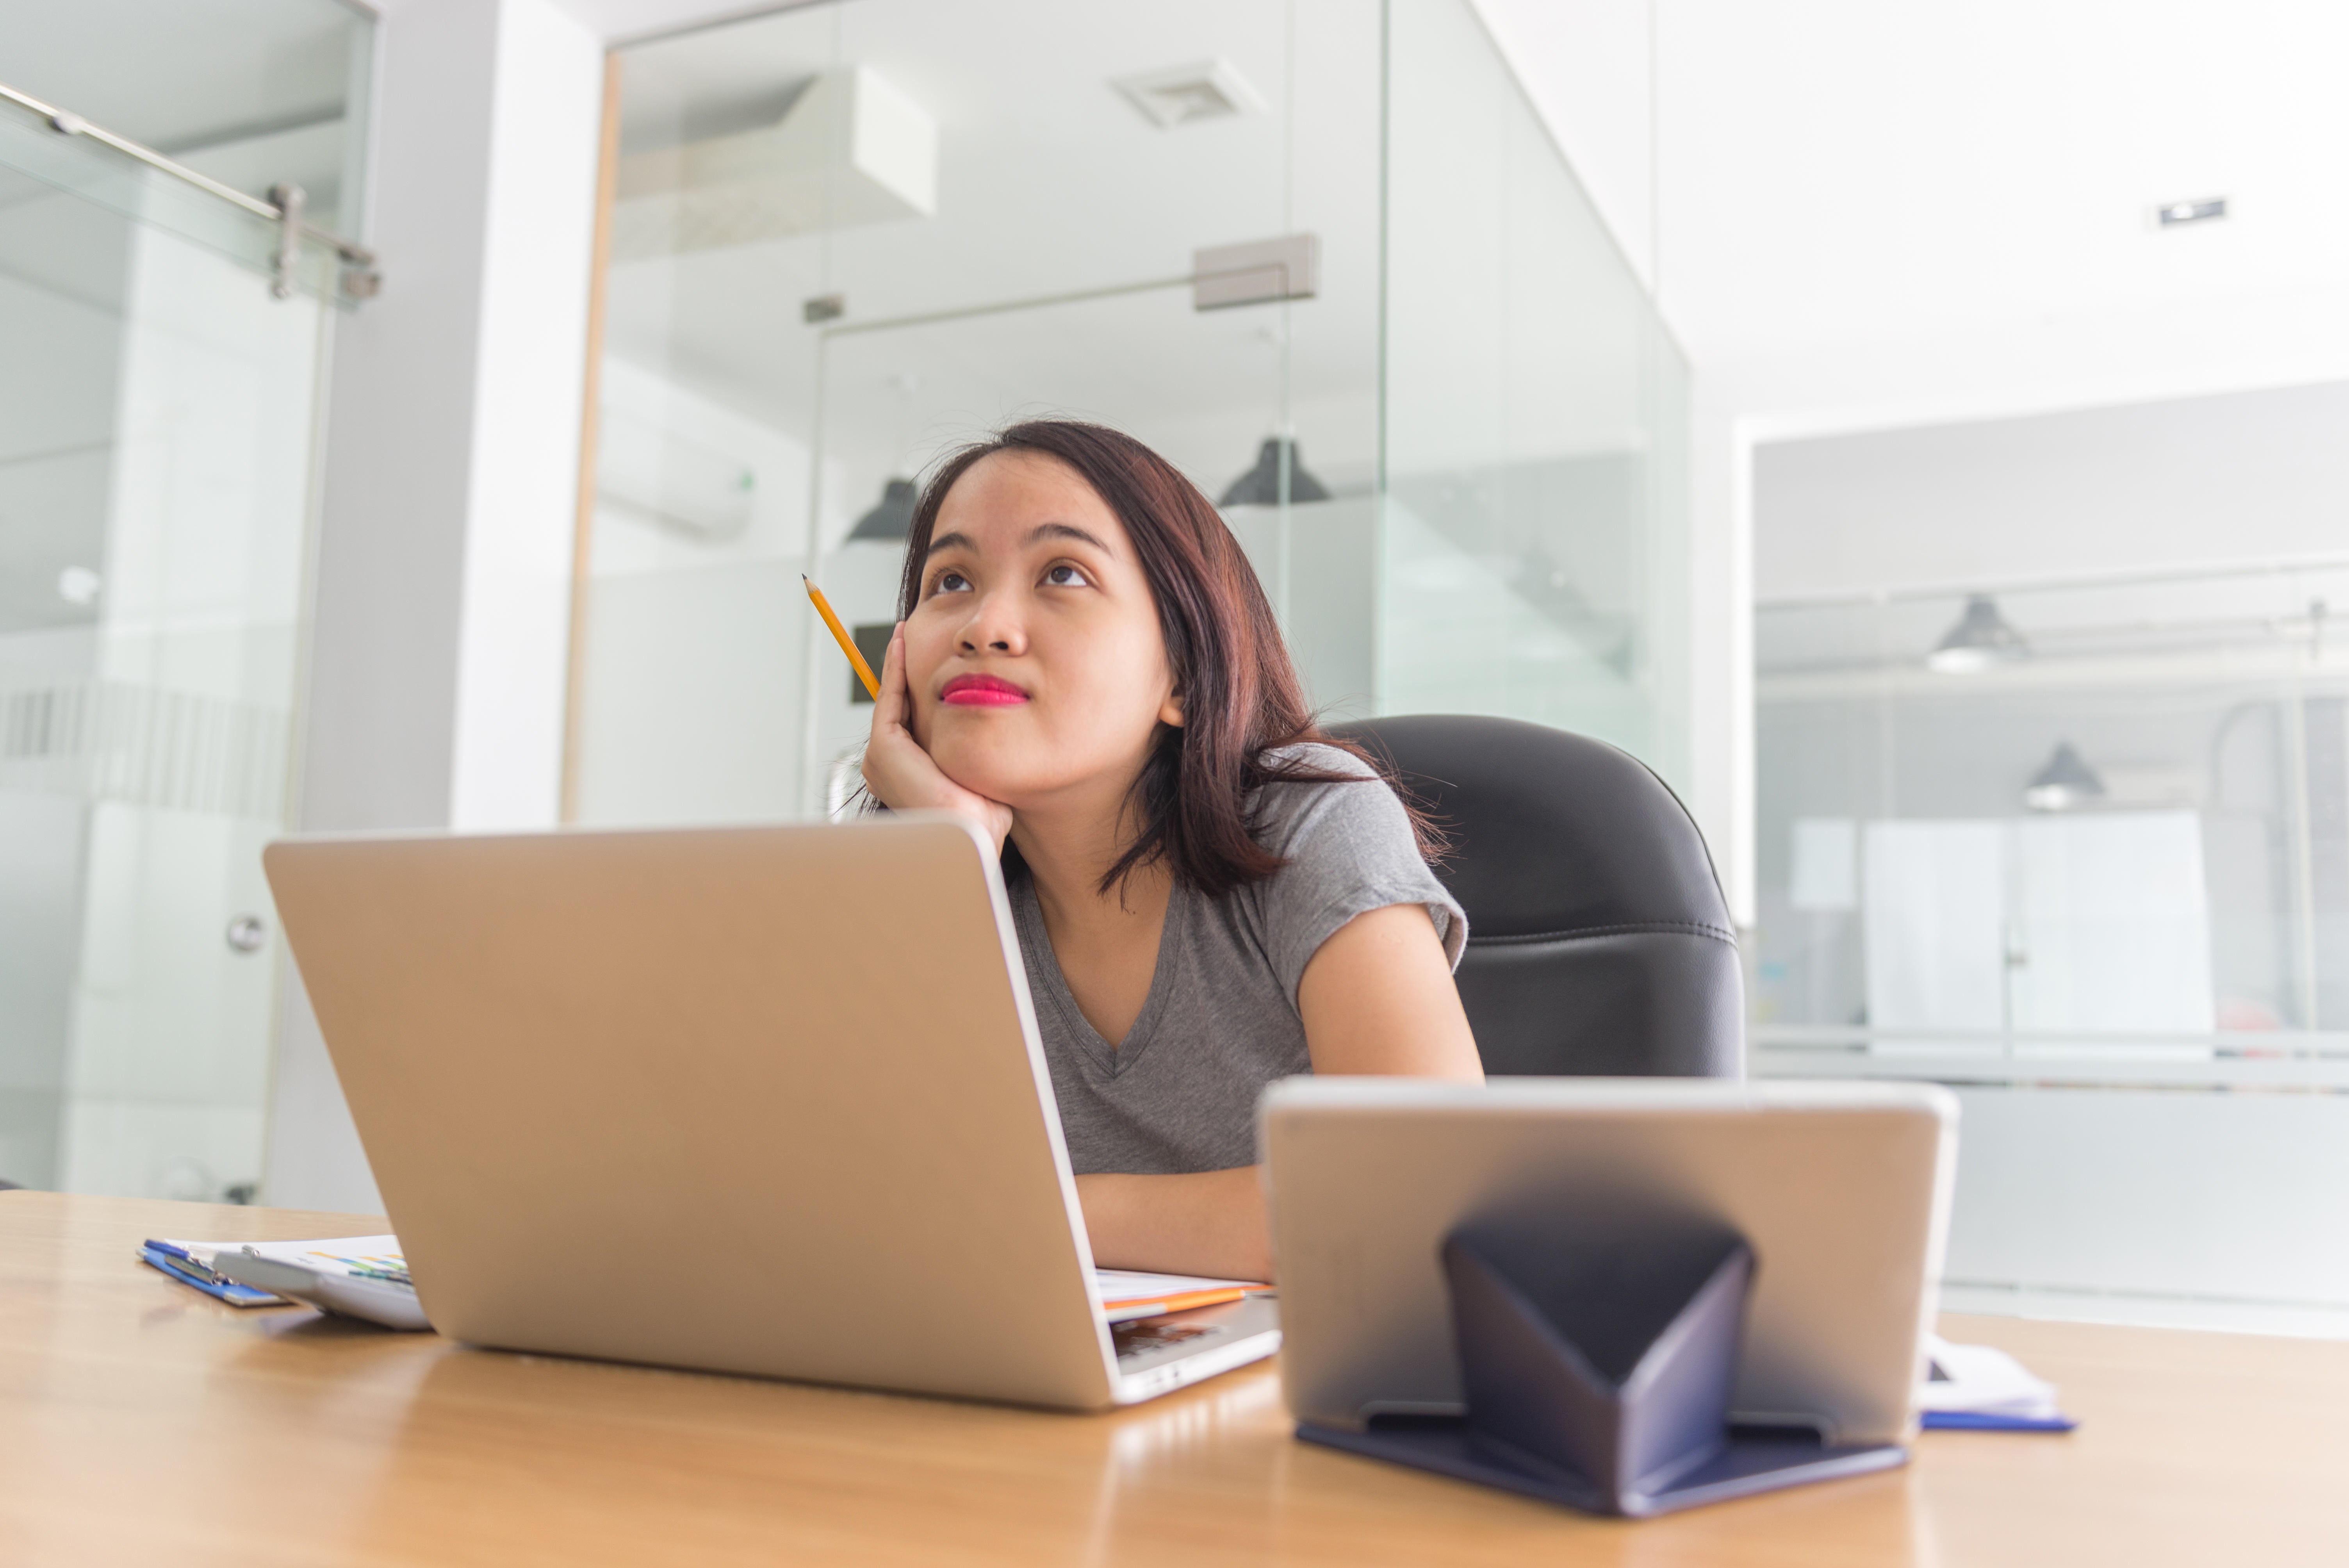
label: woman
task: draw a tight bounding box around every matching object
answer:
[860,420,1483,1281]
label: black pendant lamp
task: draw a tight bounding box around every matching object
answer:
[1218,436,1330,508]
[846,478,918,542]
[2024,742,2106,813]
[1926,593,2028,674]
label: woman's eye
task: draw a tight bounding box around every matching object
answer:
[931,570,972,595]
[1043,563,1090,588]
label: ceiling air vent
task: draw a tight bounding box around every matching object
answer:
[2156,197,2226,228]
[1112,60,1265,128]
[613,68,937,258]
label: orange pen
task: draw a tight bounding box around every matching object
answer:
[803,574,881,700]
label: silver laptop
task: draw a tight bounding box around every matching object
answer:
[1261,1077,1957,1445]
[263,814,1280,1409]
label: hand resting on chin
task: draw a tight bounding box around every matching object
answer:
[859,622,1015,852]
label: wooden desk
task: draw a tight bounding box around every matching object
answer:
[2,1194,2341,1566]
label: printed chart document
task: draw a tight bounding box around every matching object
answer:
[142,1234,429,1330]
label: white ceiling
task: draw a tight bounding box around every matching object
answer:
[601,0,1384,513]
[21,0,2338,442]
[572,0,2349,444]
[1477,0,2349,434]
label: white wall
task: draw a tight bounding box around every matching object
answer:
[1756,379,2349,603]
[1945,1086,2349,1310]
[1687,387,1754,924]
[264,0,606,1214]
[451,3,606,831]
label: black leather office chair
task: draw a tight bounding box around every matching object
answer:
[1328,714,1743,1078]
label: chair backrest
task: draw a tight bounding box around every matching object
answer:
[1328,714,1743,1078]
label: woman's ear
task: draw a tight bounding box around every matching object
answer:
[1159,689,1185,728]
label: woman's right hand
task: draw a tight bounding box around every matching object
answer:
[861,623,1015,852]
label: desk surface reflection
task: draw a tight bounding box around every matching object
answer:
[1,1193,2340,1566]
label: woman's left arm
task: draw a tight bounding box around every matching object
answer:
[1075,904,1479,1281]
[1297,902,1485,1078]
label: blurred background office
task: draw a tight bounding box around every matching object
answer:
[2,0,2343,1338]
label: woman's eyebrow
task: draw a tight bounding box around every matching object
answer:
[1025,521,1113,554]
[925,522,1110,558]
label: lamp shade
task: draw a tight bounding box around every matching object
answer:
[1217,437,1330,508]
[2024,742,2105,812]
[846,477,918,542]
[1926,593,2027,674]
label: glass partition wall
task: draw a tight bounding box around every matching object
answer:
[0,2,373,1197]
[1381,0,1691,781]
[570,0,1691,828]
[1752,566,2349,1329]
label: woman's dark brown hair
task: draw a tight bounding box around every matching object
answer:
[895,419,1441,900]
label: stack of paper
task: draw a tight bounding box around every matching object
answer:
[141,1235,430,1331]
[1917,1335,2076,1431]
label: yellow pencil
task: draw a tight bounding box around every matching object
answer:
[804,574,882,700]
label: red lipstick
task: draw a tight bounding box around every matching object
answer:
[940,673,1029,707]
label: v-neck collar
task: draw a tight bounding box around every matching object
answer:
[1012,871,1182,1079]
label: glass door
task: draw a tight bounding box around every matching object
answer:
[576,275,1353,825]
[0,4,368,1198]
[570,0,1381,829]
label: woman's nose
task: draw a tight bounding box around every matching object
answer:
[957,591,1027,655]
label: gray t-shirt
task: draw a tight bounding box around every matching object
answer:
[1008,744,1467,1175]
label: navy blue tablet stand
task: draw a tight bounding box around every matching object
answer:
[1297,1215,1907,1518]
